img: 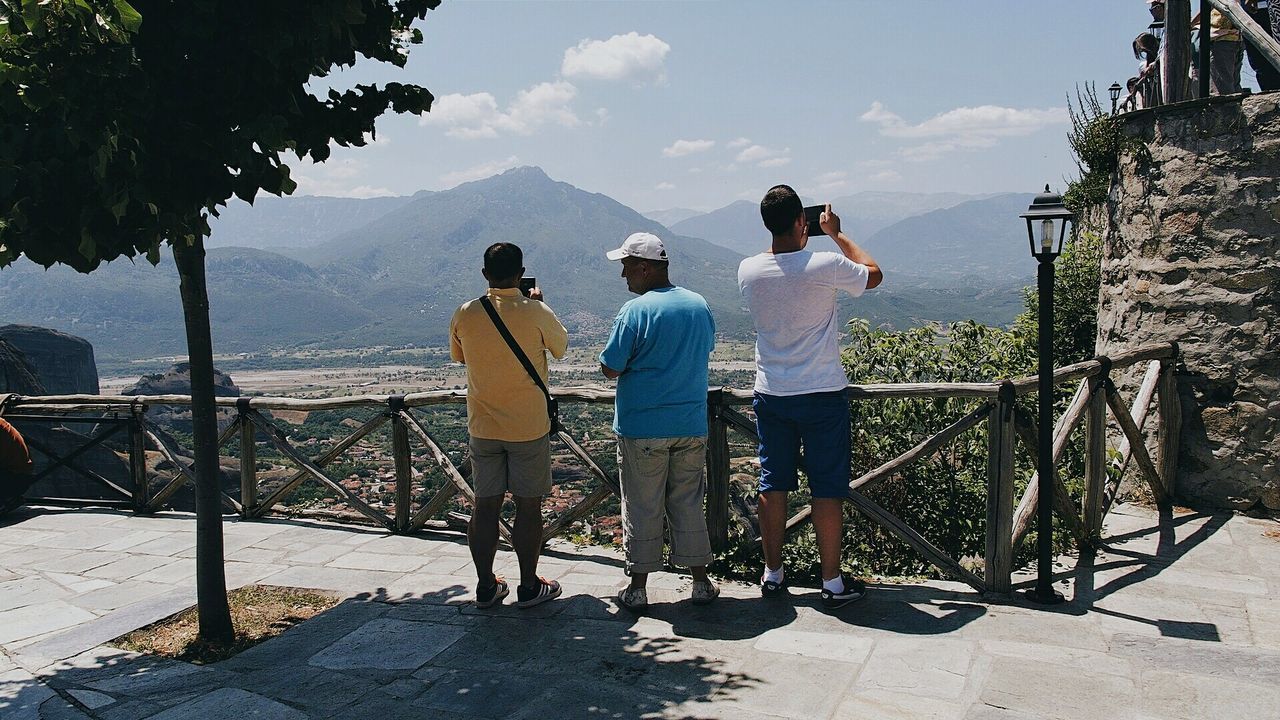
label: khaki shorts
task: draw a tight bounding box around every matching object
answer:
[617,436,713,574]
[469,434,552,498]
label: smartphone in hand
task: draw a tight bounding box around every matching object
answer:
[803,205,825,236]
[519,277,537,297]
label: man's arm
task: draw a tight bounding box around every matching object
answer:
[448,312,465,364]
[821,203,883,289]
[598,306,635,381]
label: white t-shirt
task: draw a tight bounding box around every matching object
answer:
[737,250,870,396]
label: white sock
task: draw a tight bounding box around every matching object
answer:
[763,566,784,585]
[822,575,845,593]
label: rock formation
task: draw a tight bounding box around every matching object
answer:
[0,339,45,395]
[122,362,241,434]
[0,325,99,395]
[1097,93,1280,511]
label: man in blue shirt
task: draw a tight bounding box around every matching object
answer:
[600,232,718,611]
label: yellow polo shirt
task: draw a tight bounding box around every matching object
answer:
[449,287,569,441]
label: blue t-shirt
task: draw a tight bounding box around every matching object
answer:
[599,286,715,438]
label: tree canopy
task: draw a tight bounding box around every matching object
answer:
[1,0,439,270]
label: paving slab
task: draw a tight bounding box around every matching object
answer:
[92,530,174,553]
[415,668,556,718]
[255,564,406,593]
[978,656,1137,720]
[121,534,195,557]
[1137,667,1280,719]
[835,687,972,720]
[143,687,309,720]
[27,551,118,575]
[15,587,195,665]
[710,651,859,719]
[0,601,98,644]
[1108,632,1280,686]
[0,576,73,612]
[856,637,976,701]
[326,551,428,573]
[751,627,875,664]
[308,618,466,670]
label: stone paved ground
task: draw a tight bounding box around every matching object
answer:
[1,503,1278,719]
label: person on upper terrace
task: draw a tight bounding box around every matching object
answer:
[1133,32,1165,108]
[1243,0,1280,91]
[1191,2,1245,95]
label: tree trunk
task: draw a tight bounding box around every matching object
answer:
[172,237,235,644]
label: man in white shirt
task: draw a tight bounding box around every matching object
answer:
[737,184,883,609]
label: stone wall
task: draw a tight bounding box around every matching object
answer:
[1097,92,1280,511]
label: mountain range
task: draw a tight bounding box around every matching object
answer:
[0,167,1037,365]
[660,190,995,256]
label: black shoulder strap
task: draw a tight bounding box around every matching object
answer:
[478,296,551,399]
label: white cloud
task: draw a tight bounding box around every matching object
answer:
[662,139,715,158]
[292,158,395,198]
[420,82,580,139]
[439,156,522,187]
[561,32,670,82]
[343,185,398,198]
[811,171,851,195]
[867,170,903,184]
[860,101,1067,162]
[362,131,391,147]
[735,144,791,167]
[727,137,752,149]
[898,136,998,163]
[655,182,676,191]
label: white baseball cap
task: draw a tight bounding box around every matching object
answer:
[606,232,669,262]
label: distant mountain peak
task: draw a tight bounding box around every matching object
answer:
[498,165,549,180]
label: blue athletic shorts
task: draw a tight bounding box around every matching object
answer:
[753,390,851,499]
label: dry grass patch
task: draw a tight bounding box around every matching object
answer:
[112,585,339,664]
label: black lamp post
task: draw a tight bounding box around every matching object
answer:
[1109,82,1123,114]
[1020,185,1074,606]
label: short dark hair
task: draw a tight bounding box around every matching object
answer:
[760,185,803,236]
[483,242,522,280]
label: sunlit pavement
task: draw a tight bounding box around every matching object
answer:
[1,504,1278,719]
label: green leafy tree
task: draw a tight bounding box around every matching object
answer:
[1,0,439,642]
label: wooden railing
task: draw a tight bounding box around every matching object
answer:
[0,341,1180,595]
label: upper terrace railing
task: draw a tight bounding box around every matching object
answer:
[0,341,1180,596]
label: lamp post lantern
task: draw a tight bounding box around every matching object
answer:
[1109,82,1123,114]
[1020,185,1074,606]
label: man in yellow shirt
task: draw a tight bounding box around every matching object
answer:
[450,243,569,608]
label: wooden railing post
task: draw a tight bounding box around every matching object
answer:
[705,387,730,553]
[984,381,1016,595]
[1157,349,1182,499]
[1082,362,1110,543]
[128,403,149,512]
[236,399,256,519]
[390,397,413,533]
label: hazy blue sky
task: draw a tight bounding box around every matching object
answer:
[292,0,1259,212]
